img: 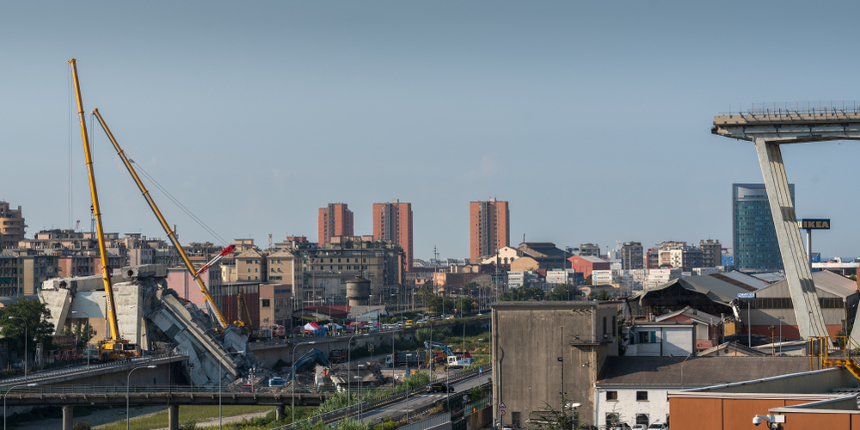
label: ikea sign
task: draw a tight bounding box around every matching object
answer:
[798,219,830,230]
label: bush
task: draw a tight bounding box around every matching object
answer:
[73,423,92,430]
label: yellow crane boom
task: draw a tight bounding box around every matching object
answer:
[69,59,127,353]
[91,108,230,329]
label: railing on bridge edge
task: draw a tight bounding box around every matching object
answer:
[0,353,188,388]
[269,366,491,430]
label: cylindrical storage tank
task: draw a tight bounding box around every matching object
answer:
[346,276,371,306]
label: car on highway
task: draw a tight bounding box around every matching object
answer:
[425,383,455,393]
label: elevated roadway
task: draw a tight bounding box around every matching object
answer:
[0,354,186,390]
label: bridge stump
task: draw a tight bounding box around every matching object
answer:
[276,405,285,421]
[62,406,73,430]
[168,405,179,430]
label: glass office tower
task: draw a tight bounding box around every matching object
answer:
[732,183,795,272]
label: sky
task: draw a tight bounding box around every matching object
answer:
[3,1,860,260]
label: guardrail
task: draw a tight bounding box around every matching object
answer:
[0,353,187,388]
[269,366,492,430]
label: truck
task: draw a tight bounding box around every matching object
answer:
[329,349,347,363]
[385,351,427,368]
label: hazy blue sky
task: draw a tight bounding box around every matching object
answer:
[3,1,860,259]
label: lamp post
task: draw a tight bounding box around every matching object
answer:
[347,333,366,414]
[354,375,363,421]
[8,317,28,380]
[219,350,245,430]
[127,365,156,430]
[292,341,316,424]
[778,316,785,355]
[4,383,37,430]
[405,353,412,423]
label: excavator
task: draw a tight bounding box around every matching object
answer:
[424,341,474,368]
[90,108,243,334]
[69,59,136,361]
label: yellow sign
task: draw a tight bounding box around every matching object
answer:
[797,219,830,230]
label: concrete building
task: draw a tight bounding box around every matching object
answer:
[744,270,858,339]
[480,246,522,267]
[546,269,580,285]
[373,199,413,272]
[469,198,510,262]
[621,242,643,270]
[579,243,600,257]
[654,306,722,351]
[733,183,794,272]
[318,203,354,245]
[0,251,59,296]
[623,321,696,357]
[0,202,25,250]
[259,283,292,328]
[491,301,619,428]
[668,365,860,429]
[166,265,222,311]
[568,255,611,280]
[699,239,721,268]
[516,242,570,270]
[597,356,812,428]
[236,249,267,282]
[507,271,539,288]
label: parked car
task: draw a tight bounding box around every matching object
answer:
[647,423,667,429]
[631,425,646,430]
[610,424,631,430]
[425,383,455,393]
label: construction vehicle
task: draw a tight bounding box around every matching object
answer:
[69,59,136,361]
[425,341,474,368]
[385,350,427,368]
[91,108,241,333]
[329,349,347,363]
[287,347,332,382]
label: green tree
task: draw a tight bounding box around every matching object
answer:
[597,289,612,301]
[60,321,96,349]
[549,284,582,301]
[455,297,474,314]
[427,296,456,314]
[501,286,545,301]
[0,299,54,357]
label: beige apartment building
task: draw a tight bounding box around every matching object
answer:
[0,250,59,296]
[0,202,26,250]
[236,249,267,282]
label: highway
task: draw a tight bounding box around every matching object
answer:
[354,369,492,425]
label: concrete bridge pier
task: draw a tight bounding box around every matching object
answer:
[62,406,73,430]
[168,405,179,430]
[276,405,285,421]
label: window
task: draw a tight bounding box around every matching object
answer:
[605,413,620,426]
[511,412,521,427]
[606,391,618,401]
[262,299,270,307]
[636,414,649,426]
[603,317,607,334]
[636,391,648,401]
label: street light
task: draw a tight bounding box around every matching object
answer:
[219,350,245,430]
[127,365,157,430]
[4,383,36,430]
[292,341,316,424]
[347,333,367,413]
[8,317,28,380]
[405,353,412,423]
[354,375,363,422]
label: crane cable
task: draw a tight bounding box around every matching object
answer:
[124,156,228,246]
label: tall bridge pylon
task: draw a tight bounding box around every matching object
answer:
[712,104,860,339]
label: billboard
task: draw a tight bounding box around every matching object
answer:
[797,218,830,230]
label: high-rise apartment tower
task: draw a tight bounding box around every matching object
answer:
[373,199,413,271]
[621,242,644,270]
[318,203,354,245]
[469,198,510,262]
[732,183,794,272]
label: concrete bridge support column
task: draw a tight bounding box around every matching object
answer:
[168,405,179,430]
[276,405,285,421]
[755,138,828,338]
[62,406,73,430]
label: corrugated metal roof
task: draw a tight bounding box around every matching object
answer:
[597,356,811,387]
[755,270,858,299]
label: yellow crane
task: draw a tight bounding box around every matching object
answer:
[69,59,134,360]
[90,108,234,331]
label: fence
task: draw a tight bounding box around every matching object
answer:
[399,412,451,430]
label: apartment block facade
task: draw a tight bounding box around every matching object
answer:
[699,239,721,268]
[0,202,25,250]
[469,198,510,262]
[318,203,354,245]
[621,242,644,270]
[372,199,413,271]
